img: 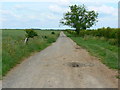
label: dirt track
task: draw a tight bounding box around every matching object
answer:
[3,32,118,88]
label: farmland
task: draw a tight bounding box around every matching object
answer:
[3,31,118,88]
[65,28,119,70]
[1,1,119,88]
[1,28,119,81]
[2,29,60,77]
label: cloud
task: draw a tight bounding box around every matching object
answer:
[0,0,119,3]
[0,10,11,14]
[0,1,118,29]
[0,17,6,22]
[46,13,59,20]
[88,5,117,16]
[49,5,63,13]
[91,16,118,29]
[13,4,27,9]
[48,4,70,14]
[55,0,70,6]
[27,12,59,21]
[0,9,22,22]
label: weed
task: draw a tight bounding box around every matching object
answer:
[2,30,60,76]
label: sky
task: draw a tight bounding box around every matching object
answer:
[0,0,119,29]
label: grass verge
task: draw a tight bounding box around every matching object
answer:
[65,31,119,70]
[2,29,60,77]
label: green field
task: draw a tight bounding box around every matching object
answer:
[65,31,119,70]
[2,29,60,77]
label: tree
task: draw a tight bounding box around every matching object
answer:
[24,29,38,44]
[60,4,98,34]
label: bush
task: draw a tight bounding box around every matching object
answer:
[67,28,120,46]
[108,39,118,45]
[25,29,38,38]
[79,28,120,46]
[51,32,55,34]
[44,36,47,39]
[99,37,107,41]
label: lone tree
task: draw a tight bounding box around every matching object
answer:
[60,4,98,34]
[24,29,38,44]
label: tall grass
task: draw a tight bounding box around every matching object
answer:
[79,28,120,46]
[65,31,119,70]
[2,30,60,77]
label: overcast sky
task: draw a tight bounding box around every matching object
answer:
[0,0,119,29]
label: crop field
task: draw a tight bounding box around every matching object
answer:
[65,28,119,70]
[2,29,60,77]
